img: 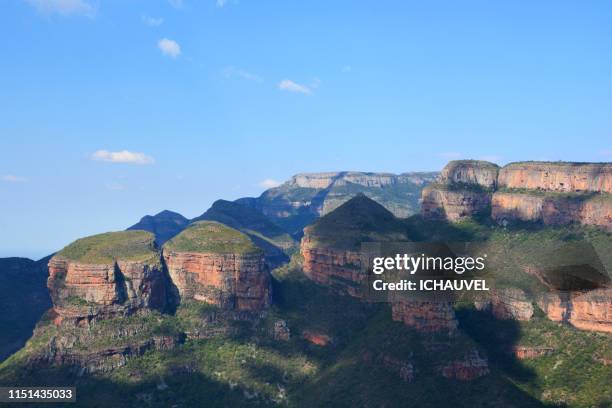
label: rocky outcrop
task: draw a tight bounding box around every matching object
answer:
[421,186,493,221]
[301,196,460,334]
[391,300,458,333]
[163,221,271,313]
[439,350,489,380]
[193,199,296,268]
[163,251,270,312]
[301,330,332,346]
[537,289,612,333]
[300,239,363,297]
[273,320,290,341]
[424,160,612,230]
[511,346,554,359]
[30,332,182,374]
[422,160,498,221]
[498,162,612,193]
[47,231,167,326]
[439,160,500,189]
[474,288,534,321]
[491,191,611,229]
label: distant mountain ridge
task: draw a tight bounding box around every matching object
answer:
[237,170,438,236]
[127,210,189,245]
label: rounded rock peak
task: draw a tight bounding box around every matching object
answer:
[439,160,500,189]
[56,230,158,264]
[163,221,261,254]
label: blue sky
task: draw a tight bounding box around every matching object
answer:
[1,0,611,258]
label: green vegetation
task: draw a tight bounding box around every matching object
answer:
[1,201,610,407]
[57,230,159,264]
[194,200,295,249]
[305,194,409,250]
[164,221,261,255]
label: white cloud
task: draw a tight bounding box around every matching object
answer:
[158,38,181,58]
[259,179,281,189]
[278,79,311,95]
[216,0,227,7]
[2,175,27,183]
[438,152,462,159]
[223,66,262,82]
[142,15,163,26]
[91,150,154,165]
[168,0,183,8]
[25,0,96,17]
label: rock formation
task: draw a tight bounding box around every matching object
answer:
[474,288,534,321]
[511,346,554,360]
[47,231,167,326]
[301,195,459,333]
[537,289,612,333]
[423,160,611,230]
[421,160,498,222]
[301,194,408,297]
[439,350,489,380]
[391,300,459,333]
[491,191,611,229]
[163,221,271,313]
[192,199,296,268]
[497,162,612,193]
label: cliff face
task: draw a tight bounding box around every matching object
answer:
[538,290,612,333]
[47,231,167,326]
[421,160,499,222]
[474,288,534,321]
[192,199,296,268]
[439,350,489,380]
[391,300,458,333]
[47,258,167,325]
[300,196,459,333]
[163,251,270,312]
[491,192,611,229]
[421,186,493,222]
[423,160,612,230]
[498,162,612,193]
[439,160,499,189]
[163,221,271,313]
[300,237,363,297]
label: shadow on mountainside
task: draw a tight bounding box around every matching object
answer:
[456,308,538,383]
[0,256,52,362]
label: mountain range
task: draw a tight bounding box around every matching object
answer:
[0,162,610,408]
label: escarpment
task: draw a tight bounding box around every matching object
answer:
[163,221,271,313]
[47,231,167,326]
[497,162,612,193]
[423,160,611,230]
